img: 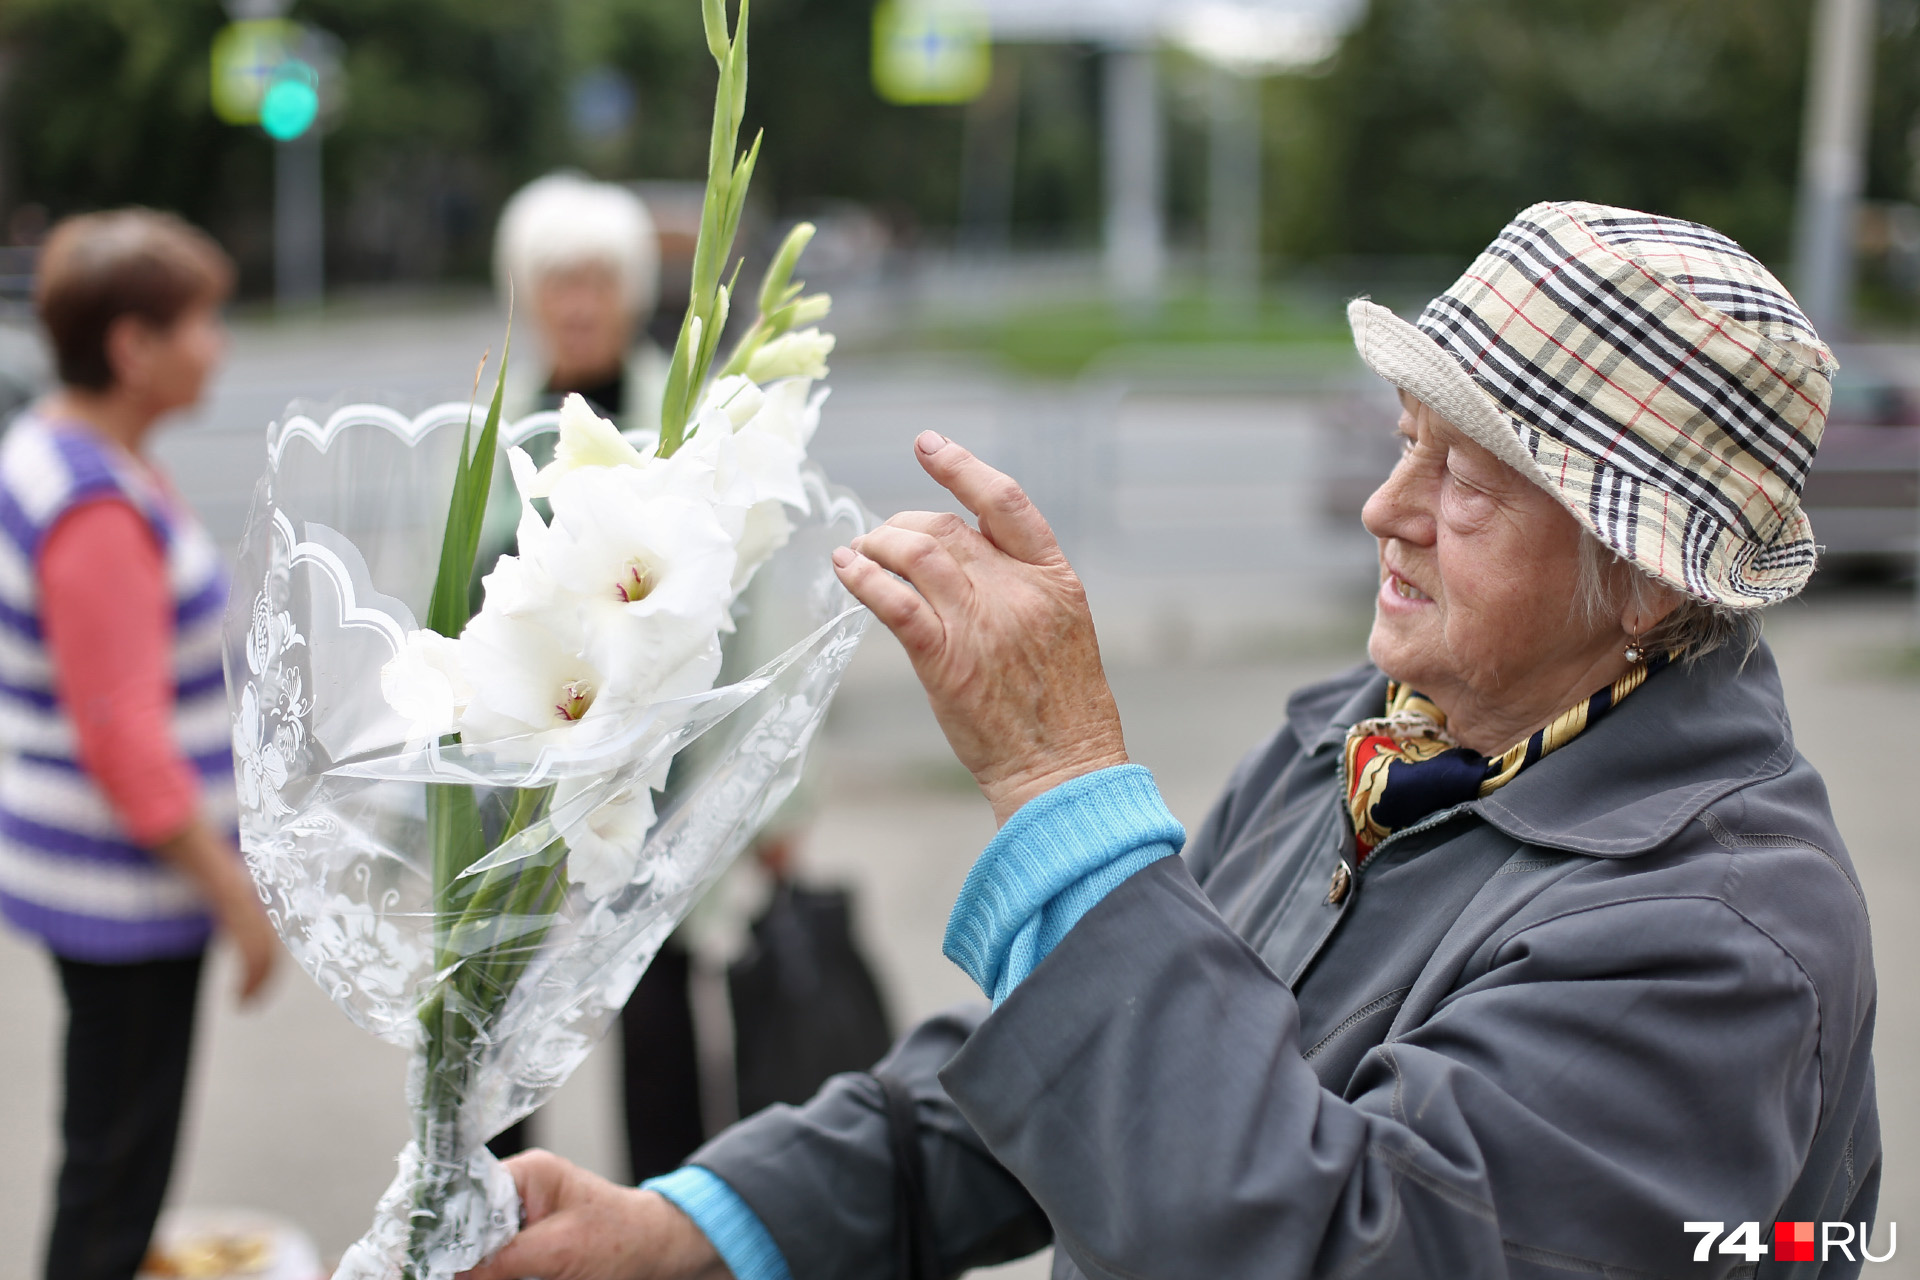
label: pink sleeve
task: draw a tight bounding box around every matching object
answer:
[38,498,201,845]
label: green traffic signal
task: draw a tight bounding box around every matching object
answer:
[260,61,320,141]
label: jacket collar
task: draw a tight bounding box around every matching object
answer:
[1287,640,1795,859]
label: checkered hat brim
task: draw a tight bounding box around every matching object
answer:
[1349,201,1837,609]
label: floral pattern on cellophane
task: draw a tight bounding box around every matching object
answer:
[222,399,869,1277]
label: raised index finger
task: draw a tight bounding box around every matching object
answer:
[913,432,1060,565]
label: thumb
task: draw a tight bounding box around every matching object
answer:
[459,1152,569,1280]
[459,1219,577,1280]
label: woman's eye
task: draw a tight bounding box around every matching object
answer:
[1445,457,1485,493]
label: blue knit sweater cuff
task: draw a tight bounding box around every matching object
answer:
[644,1165,793,1280]
[943,764,1185,1005]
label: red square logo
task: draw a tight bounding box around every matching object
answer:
[1775,1221,1816,1263]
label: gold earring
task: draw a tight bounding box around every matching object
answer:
[1623,633,1647,664]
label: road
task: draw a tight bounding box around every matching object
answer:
[0,302,1913,1274]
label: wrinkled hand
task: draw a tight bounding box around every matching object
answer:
[833,432,1127,825]
[457,1151,728,1280]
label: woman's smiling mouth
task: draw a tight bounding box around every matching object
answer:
[1381,568,1433,607]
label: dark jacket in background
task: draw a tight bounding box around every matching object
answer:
[695,639,1880,1279]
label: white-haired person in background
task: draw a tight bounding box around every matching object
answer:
[486,173,704,1178]
[493,171,669,435]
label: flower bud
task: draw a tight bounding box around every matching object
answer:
[745,328,835,383]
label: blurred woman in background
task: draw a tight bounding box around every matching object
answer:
[493,171,668,433]
[0,209,278,1280]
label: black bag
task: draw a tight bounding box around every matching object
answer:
[728,882,894,1117]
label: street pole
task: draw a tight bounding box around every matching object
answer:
[275,131,323,310]
[1103,46,1163,317]
[957,60,1020,255]
[1792,0,1875,340]
[1208,66,1260,321]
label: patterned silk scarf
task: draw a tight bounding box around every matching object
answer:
[1343,653,1671,862]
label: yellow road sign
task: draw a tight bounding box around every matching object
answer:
[873,0,991,105]
[211,20,299,125]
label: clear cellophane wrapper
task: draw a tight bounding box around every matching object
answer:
[221,400,871,1278]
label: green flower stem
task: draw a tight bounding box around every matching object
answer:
[657,0,757,456]
[406,783,567,1275]
[401,180,538,1279]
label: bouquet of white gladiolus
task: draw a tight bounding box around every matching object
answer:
[221,2,870,1275]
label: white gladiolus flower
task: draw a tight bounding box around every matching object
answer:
[745,328,834,383]
[589,622,726,721]
[555,782,659,901]
[478,548,561,618]
[524,393,650,499]
[663,413,760,512]
[738,376,825,449]
[731,420,808,509]
[381,630,473,739]
[733,499,795,592]
[538,468,739,626]
[477,450,568,618]
[530,465,739,701]
[456,610,607,744]
[701,372,823,453]
[701,375,765,427]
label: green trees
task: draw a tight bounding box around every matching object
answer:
[1278,0,1919,264]
[2,0,1916,286]
[0,0,574,286]
[1,0,236,230]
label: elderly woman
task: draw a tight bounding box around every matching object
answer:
[493,172,667,433]
[466,203,1877,1279]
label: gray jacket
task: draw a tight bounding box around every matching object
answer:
[695,639,1879,1279]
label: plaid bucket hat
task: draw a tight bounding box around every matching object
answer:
[1348,200,1838,609]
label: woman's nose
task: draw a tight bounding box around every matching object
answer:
[1361,459,1434,545]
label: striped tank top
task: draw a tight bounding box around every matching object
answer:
[0,414,236,961]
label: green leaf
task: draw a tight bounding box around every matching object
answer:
[425,321,513,639]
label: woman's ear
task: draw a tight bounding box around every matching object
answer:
[1619,578,1684,637]
[100,313,155,394]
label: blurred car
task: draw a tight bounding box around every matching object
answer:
[1803,354,1920,573]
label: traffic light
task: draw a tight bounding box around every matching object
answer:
[260,61,321,142]
[210,19,339,141]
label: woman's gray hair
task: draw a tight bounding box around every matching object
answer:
[493,172,660,318]
[1573,532,1755,662]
